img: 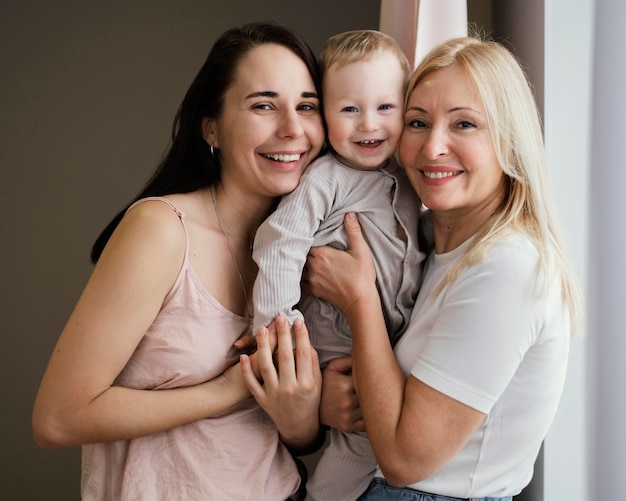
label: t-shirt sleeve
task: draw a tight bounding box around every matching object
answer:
[410,239,543,413]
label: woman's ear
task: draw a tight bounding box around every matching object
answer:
[201,117,219,148]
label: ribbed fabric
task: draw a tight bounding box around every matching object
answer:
[252,154,426,500]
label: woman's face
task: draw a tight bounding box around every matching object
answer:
[205,43,324,197]
[398,63,506,216]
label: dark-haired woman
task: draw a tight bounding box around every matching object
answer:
[33,22,324,500]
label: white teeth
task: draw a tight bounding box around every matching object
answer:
[264,153,301,162]
[423,170,459,179]
[359,140,380,144]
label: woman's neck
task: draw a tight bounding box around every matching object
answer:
[431,195,504,254]
[207,184,276,246]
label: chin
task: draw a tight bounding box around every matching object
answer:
[272,178,302,196]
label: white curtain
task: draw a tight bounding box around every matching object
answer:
[379,0,467,68]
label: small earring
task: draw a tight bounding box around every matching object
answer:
[210,144,215,158]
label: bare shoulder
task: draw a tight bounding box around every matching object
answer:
[100,198,187,278]
[122,198,185,243]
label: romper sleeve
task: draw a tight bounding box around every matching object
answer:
[252,162,337,334]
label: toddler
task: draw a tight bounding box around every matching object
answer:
[252,30,425,500]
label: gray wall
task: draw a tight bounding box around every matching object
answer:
[0,2,380,499]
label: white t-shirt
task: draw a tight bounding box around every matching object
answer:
[384,233,570,498]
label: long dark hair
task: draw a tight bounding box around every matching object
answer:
[91,21,322,263]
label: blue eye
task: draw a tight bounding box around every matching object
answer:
[379,104,393,111]
[342,106,358,113]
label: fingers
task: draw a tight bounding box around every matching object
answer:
[257,325,281,387]
[244,316,322,450]
[244,315,320,401]
[241,326,273,401]
[242,317,295,400]
[352,418,366,433]
[319,357,363,432]
[343,212,365,252]
[233,334,256,355]
[325,355,353,375]
[272,315,295,379]
[241,353,263,399]
[292,318,321,390]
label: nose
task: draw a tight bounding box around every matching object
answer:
[278,108,304,139]
[422,126,449,159]
[357,110,380,132]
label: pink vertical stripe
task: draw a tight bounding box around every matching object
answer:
[379,0,468,68]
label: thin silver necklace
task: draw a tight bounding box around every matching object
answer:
[210,188,254,250]
[210,186,254,319]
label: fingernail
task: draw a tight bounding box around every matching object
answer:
[276,315,285,326]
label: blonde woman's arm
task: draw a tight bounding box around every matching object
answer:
[305,213,485,486]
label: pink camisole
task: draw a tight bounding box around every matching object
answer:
[80,197,300,500]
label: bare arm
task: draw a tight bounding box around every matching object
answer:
[32,202,253,448]
[304,213,485,485]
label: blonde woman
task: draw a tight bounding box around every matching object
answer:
[301,36,584,500]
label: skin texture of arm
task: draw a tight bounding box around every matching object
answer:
[32,202,256,448]
[304,213,485,486]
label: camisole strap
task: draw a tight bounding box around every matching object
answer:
[126,197,189,270]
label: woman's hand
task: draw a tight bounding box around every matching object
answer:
[241,315,322,454]
[303,213,377,316]
[234,322,280,380]
[319,356,364,433]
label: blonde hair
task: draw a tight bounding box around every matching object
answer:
[320,29,410,82]
[408,37,584,335]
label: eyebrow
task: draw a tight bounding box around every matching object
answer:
[245,91,319,99]
[406,105,480,114]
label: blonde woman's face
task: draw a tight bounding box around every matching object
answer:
[399,63,506,216]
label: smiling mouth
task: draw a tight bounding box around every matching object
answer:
[357,140,383,147]
[423,170,461,179]
[263,153,302,162]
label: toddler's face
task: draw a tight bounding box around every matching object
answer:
[323,51,405,171]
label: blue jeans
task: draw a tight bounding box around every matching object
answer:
[357,477,513,501]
